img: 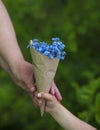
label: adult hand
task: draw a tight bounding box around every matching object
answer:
[10,60,62,101]
[0,57,62,103]
[0,56,36,102]
[50,81,62,101]
[11,60,35,92]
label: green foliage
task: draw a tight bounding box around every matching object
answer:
[95,93,100,125]
[0,0,100,129]
[72,78,100,127]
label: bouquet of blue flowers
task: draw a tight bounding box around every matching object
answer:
[28,37,66,116]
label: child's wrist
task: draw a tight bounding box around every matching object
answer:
[49,101,62,115]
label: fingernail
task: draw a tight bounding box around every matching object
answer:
[38,93,41,97]
[30,87,35,92]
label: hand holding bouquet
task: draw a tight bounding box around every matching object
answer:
[27,37,66,116]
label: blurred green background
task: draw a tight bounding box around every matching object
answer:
[0,0,100,129]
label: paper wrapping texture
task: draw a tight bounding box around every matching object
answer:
[30,42,59,116]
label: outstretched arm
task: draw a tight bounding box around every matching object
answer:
[0,1,62,102]
[0,0,35,93]
[36,92,96,130]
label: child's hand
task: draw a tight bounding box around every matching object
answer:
[35,92,59,113]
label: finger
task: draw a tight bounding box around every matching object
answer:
[29,87,35,93]
[55,86,62,101]
[52,82,62,101]
[37,92,54,101]
[29,92,41,107]
[34,98,42,106]
[34,96,42,107]
[49,84,55,95]
[27,82,36,93]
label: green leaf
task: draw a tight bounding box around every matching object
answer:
[95,93,100,124]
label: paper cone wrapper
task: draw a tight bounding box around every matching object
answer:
[30,41,59,116]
